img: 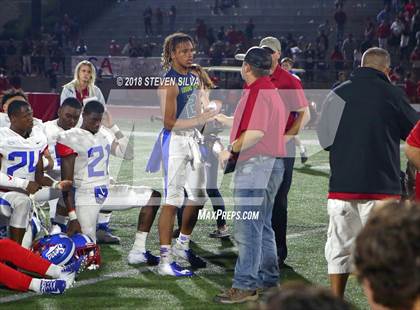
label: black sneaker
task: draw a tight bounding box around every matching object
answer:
[209,228,230,238]
[300,147,308,164]
[172,228,180,238]
[173,244,207,268]
[279,262,294,270]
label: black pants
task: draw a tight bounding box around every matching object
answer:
[272,141,295,264]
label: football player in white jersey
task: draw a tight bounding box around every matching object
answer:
[0,89,45,130]
[58,100,161,265]
[33,97,83,226]
[0,100,71,244]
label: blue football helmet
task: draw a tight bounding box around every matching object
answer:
[33,233,75,266]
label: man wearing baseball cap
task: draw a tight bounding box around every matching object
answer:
[260,36,309,270]
[214,47,287,303]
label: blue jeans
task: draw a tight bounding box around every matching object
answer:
[232,157,285,290]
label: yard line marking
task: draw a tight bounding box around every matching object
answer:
[287,227,327,240]
[0,269,143,304]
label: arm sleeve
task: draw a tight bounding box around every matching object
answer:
[316,91,346,151]
[94,86,106,105]
[278,77,308,113]
[60,86,74,105]
[0,171,29,189]
[56,143,77,157]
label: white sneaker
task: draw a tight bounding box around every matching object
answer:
[157,261,194,277]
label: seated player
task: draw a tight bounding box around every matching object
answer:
[354,202,420,310]
[57,100,161,265]
[0,89,44,129]
[0,90,54,173]
[0,100,71,245]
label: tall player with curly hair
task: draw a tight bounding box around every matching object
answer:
[147,33,216,276]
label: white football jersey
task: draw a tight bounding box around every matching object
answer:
[0,126,48,183]
[43,119,64,172]
[0,113,8,128]
[0,112,44,129]
[56,127,114,189]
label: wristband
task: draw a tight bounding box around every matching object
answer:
[227,144,239,155]
[109,124,120,135]
[68,210,77,221]
[52,180,60,189]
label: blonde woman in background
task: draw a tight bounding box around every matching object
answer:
[60,60,105,106]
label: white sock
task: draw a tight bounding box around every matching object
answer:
[131,231,148,252]
[160,245,172,264]
[45,264,61,278]
[97,212,112,224]
[29,278,42,293]
[300,145,306,153]
[176,233,190,250]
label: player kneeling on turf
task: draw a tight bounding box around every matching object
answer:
[57,100,161,266]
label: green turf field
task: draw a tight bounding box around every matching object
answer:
[1,119,402,309]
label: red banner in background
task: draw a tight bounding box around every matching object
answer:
[27,93,60,122]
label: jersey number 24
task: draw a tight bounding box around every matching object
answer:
[7,151,38,176]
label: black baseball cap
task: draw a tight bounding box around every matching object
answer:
[235,47,272,70]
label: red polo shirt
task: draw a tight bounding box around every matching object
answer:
[270,65,308,131]
[407,121,420,201]
[230,76,287,162]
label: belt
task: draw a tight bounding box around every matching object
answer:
[172,129,197,137]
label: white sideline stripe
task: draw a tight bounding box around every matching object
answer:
[124,131,321,145]
[287,227,327,240]
[0,269,141,304]
[0,228,326,304]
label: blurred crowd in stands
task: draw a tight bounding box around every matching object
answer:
[2,0,420,102]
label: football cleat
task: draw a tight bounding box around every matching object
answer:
[158,262,194,277]
[127,250,160,265]
[39,279,66,295]
[173,245,207,268]
[96,226,121,244]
